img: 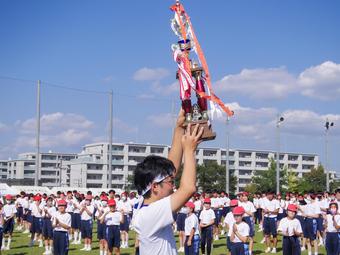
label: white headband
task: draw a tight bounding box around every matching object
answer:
[141,174,169,196]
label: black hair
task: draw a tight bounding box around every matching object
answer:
[134,155,175,198]
[329,202,338,209]
[109,189,115,194]
[87,191,92,195]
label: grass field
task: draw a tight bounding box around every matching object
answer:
[1,225,327,255]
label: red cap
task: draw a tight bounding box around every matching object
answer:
[108,199,116,206]
[241,192,249,196]
[100,195,108,201]
[233,206,245,215]
[204,198,211,204]
[287,204,298,212]
[5,194,12,200]
[85,195,92,200]
[185,202,195,209]
[230,199,239,207]
[58,199,67,206]
[34,195,42,201]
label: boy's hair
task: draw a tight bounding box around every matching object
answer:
[134,155,175,199]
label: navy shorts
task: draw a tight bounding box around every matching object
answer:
[325,232,340,255]
[243,216,255,237]
[26,210,33,223]
[263,217,277,237]
[226,236,232,251]
[176,213,186,231]
[184,234,200,255]
[97,221,106,240]
[222,207,230,218]
[105,225,120,250]
[3,218,15,234]
[16,207,24,219]
[304,218,317,240]
[230,242,249,255]
[278,212,286,221]
[67,212,73,227]
[316,216,324,232]
[282,236,301,255]
[53,231,69,255]
[32,217,43,234]
[214,209,222,226]
[42,218,53,239]
[0,228,3,247]
[120,215,130,232]
[81,219,93,239]
[72,213,81,229]
[296,215,306,236]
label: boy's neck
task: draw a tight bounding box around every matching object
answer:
[144,196,159,205]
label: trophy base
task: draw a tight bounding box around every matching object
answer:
[183,120,216,141]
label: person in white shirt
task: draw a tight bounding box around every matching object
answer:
[100,199,124,255]
[323,202,340,255]
[184,201,200,255]
[193,193,202,218]
[277,193,286,222]
[71,194,82,244]
[304,194,321,255]
[230,206,250,255]
[65,191,74,242]
[211,190,223,241]
[80,195,95,251]
[224,199,238,255]
[0,201,4,250]
[42,197,57,255]
[15,192,26,231]
[176,205,187,252]
[52,199,71,255]
[96,195,109,255]
[262,191,280,253]
[132,112,204,255]
[119,192,132,249]
[2,195,17,250]
[278,204,302,255]
[30,195,44,248]
[199,198,215,255]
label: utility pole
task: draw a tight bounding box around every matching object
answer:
[276,115,284,194]
[225,117,230,194]
[108,90,113,189]
[325,119,334,192]
[35,80,41,186]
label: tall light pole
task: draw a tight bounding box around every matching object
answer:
[225,116,230,194]
[108,90,113,189]
[276,115,284,194]
[35,80,41,186]
[325,119,334,192]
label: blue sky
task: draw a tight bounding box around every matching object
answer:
[0,0,339,173]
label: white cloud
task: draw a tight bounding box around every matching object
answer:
[0,122,8,132]
[147,113,175,128]
[298,61,340,100]
[133,67,170,81]
[113,118,138,134]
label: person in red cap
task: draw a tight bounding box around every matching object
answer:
[117,192,132,249]
[323,202,340,255]
[2,194,16,251]
[30,195,44,248]
[52,199,71,255]
[71,193,82,244]
[223,199,239,255]
[230,206,250,255]
[184,201,200,255]
[99,199,124,255]
[42,197,57,255]
[277,203,302,255]
[80,194,94,251]
[199,197,215,255]
[96,195,109,255]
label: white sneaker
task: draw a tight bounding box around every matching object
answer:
[177,247,184,252]
[86,246,92,251]
[265,247,271,253]
[71,240,78,245]
[80,246,87,251]
[76,240,82,245]
[261,238,266,244]
[1,246,5,251]
[258,228,263,232]
[221,230,225,235]
[301,247,306,251]
[4,246,10,251]
[214,235,219,241]
[271,248,277,253]
[23,229,29,234]
[39,242,43,248]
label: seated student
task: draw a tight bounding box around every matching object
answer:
[100,199,124,255]
[323,202,340,255]
[278,204,303,255]
[132,110,204,255]
[2,194,17,251]
[230,206,250,255]
[184,201,200,255]
[42,197,57,255]
[52,199,71,255]
[199,198,215,255]
[223,199,238,255]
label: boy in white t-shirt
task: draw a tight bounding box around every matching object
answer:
[184,201,200,255]
[278,204,302,255]
[132,110,204,255]
[223,199,238,255]
[2,194,17,251]
[52,199,71,255]
[323,202,340,255]
[230,206,250,255]
[199,198,215,255]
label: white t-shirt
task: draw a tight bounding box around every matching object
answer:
[81,205,94,221]
[263,199,280,218]
[279,200,286,214]
[66,198,74,213]
[304,202,321,217]
[259,197,267,209]
[21,198,30,209]
[31,203,43,218]
[325,214,340,233]
[53,212,71,232]
[231,222,249,243]
[72,199,81,214]
[104,211,122,226]
[210,197,221,209]
[133,196,177,255]
[42,206,57,218]
[239,201,256,217]
[0,210,4,227]
[253,198,259,208]
[184,214,199,236]
[16,197,25,207]
[278,217,302,236]
[199,208,215,225]
[3,204,17,218]
[220,196,231,207]
[95,205,110,218]
[194,200,202,212]
[224,212,235,237]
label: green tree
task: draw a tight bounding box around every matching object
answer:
[286,169,299,193]
[298,165,326,193]
[251,158,287,193]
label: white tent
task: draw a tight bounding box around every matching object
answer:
[0,183,18,196]
[11,185,52,195]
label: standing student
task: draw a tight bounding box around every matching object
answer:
[132,110,204,255]
[223,199,238,255]
[42,197,57,255]
[0,201,5,250]
[2,194,17,251]
[30,195,44,247]
[297,196,307,251]
[96,195,109,255]
[184,201,200,255]
[65,191,74,242]
[52,199,71,255]
[199,197,215,255]
[15,192,25,231]
[304,194,321,255]
[100,199,124,255]
[211,190,223,240]
[71,194,82,244]
[230,206,250,255]
[323,202,340,255]
[277,204,303,255]
[262,191,280,253]
[176,205,187,252]
[118,192,132,249]
[80,194,94,251]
